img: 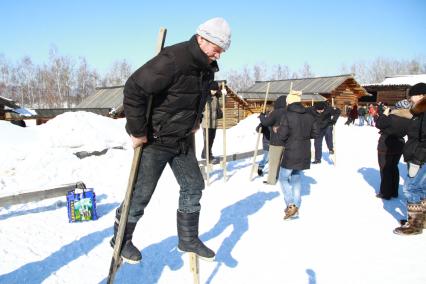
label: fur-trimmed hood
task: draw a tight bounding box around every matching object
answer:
[391,108,413,119]
[411,96,426,115]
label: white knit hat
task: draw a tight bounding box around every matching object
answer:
[196,17,231,51]
[286,90,302,105]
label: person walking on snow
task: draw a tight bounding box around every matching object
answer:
[309,101,340,164]
[255,120,271,177]
[201,82,223,162]
[111,17,232,263]
[277,90,319,220]
[375,99,411,200]
[259,95,287,184]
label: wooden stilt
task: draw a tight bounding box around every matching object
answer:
[221,82,228,182]
[189,253,200,284]
[249,82,270,180]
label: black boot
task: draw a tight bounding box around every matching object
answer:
[177,210,215,260]
[110,211,142,264]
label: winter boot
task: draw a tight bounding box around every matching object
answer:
[257,167,264,177]
[110,212,142,264]
[177,210,215,260]
[284,204,298,220]
[393,203,424,235]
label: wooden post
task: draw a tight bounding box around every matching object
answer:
[249,82,270,181]
[221,82,227,182]
[189,253,200,284]
[107,27,167,284]
[204,101,210,186]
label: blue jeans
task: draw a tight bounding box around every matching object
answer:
[278,167,302,208]
[259,150,269,169]
[403,164,426,204]
[125,144,205,223]
[358,116,365,126]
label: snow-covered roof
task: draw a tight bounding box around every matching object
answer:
[368,74,426,86]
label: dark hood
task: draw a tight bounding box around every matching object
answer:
[274,95,286,110]
[287,102,306,114]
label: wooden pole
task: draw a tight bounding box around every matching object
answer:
[107,27,167,284]
[249,82,270,181]
[221,82,227,182]
[204,101,210,186]
[189,253,200,284]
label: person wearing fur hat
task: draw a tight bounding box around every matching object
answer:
[111,17,231,263]
[308,101,340,164]
[394,82,426,235]
[276,90,319,219]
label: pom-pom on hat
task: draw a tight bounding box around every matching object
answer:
[286,90,302,105]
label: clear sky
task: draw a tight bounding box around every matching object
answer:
[1,0,425,77]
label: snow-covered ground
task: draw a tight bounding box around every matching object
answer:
[0,112,425,284]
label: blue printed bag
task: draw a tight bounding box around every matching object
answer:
[66,188,98,222]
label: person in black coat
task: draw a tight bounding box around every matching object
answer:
[111,18,232,263]
[394,83,426,235]
[259,95,287,184]
[308,101,340,163]
[277,90,319,220]
[375,100,412,200]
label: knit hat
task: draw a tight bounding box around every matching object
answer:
[196,17,231,51]
[394,99,411,109]
[286,90,302,105]
[314,101,326,110]
[408,83,426,97]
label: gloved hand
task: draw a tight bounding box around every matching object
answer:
[221,88,227,97]
[408,162,420,178]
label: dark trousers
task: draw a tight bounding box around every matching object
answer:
[124,144,205,223]
[314,126,333,161]
[201,128,217,158]
[378,152,402,198]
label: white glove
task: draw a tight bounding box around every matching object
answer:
[221,88,227,96]
[408,162,420,178]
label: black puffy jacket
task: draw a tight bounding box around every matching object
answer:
[308,103,341,130]
[278,102,320,170]
[404,111,426,165]
[123,35,218,146]
[259,95,287,146]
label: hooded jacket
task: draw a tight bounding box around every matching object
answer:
[278,102,319,170]
[123,35,218,147]
[259,95,287,146]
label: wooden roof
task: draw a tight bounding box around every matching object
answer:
[77,85,124,111]
[0,95,20,108]
[239,74,367,100]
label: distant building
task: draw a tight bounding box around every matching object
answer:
[238,74,368,114]
[363,74,426,106]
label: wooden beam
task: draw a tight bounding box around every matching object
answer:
[0,181,86,207]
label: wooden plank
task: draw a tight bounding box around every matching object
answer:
[0,181,86,207]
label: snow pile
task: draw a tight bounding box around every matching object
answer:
[38,111,129,150]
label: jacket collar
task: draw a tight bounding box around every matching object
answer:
[188,35,219,72]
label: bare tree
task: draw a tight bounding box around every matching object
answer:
[298,62,315,78]
[103,59,132,87]
[270,64,290,80]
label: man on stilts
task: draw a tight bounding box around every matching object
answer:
[110,18,232,263]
